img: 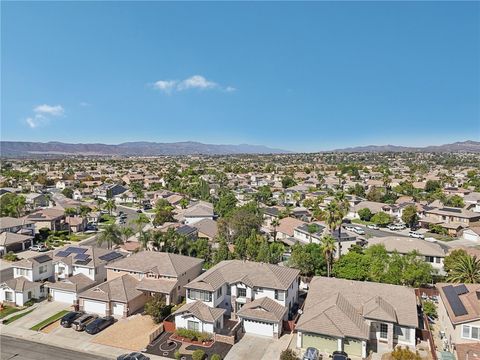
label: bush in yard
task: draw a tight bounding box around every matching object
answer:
[358,208,373,222]
[371,211,392,227]
[174,350,181,360]
[3,251,18,262]
[144,294,173,323]
[390,346,421,360]
[192,349,205,360]
[423,300,437,319]
[211,354,222,360]
[280,349,300,360]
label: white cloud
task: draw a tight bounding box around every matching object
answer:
[151,75,235,93]
[80,101,91,107]
[25,114,48,128]
[34,104,64,117]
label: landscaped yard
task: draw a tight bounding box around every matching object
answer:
[3,308,35,324]
[99,214,116,225]
[0,306,21,319]
[30,310,69,331]
[425,232,455,242]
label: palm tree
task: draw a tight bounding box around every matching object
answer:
[97,224,122,249]
[321,235,336,277]
[133,213,150,234]
[175,235,189,255]
[334,191,350,216]
[271,219,280,242]
[139,230,152,250]
[104,199,116,216]
[325,200,344,257]
[448,255,480,284]
[120,226,134,244]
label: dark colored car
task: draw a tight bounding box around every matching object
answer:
[331,351,349,360]
[117,352,150,360]
[72,313,97,331]
[303,347,320,360]
[85,316,115,335]
[60,311,84,328]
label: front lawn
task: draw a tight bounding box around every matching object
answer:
[424,232,455,242]
[3,308,35,324]
[351,219,373,225]
[30,310,69,331]
[99,214,116,225]
[0,306,22,319]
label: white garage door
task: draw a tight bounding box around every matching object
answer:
[243,319,274,337]
[112,302,125,316]
[51,289,75,304]
[464,231,479,242]
[83,299,107,315]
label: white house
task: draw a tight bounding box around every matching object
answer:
[184,202,214,225]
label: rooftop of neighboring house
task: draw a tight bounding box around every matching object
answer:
[25,208,65,221]
[296,277,418,339]
[464,192,480,202]
[176,224,197,236]
[424,206,480,219]
[12,254,53,269]
[0,232,33,246]
[0,216,35,230]
[192,218,218,239]
[184,202,214,218]
[353,201,388,213]
[262,207,281,217]
[174,300,226,323]
[277,217,306,237]
[79,274,142,302]
[2,276,39,291]
[436,283,480,325]
[105,251,203,277]
[52,245,125,269]
[367,236,447,258]
[237,296,287,322]
[46,273,95,292]
[455,342,480,360]
[185,260,300,292]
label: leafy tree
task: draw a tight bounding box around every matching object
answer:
[443,249,468,274]
[371,211,392,227]
[255,185,273,204]
[0,193,26,217]
[120,226,134,243]
[281,176,296,189]
[153,199,174,227]
[256,238,271,263]
[179,198,189,209]
[213,238,231,264]
[97,224,122,249]
[289,243,326,276]
[192,350,205,360]
[425,180,441,193]
[214,191,237,217]
[366,186,384,202]
[358,208,373,221]
[347,183,366,197]
[226,203,263,241]
[332,250,369,280]
[401,205,419,229]
[429,224,448,235]
[444,195,465,208]
[268,242,285,264]
[447,255,480,284]
[280,349,300,360]
[62,187,74,199]
[423,300,437,319]
[144,294,173,324]
[133,213,150,233]
[103,199,116,215]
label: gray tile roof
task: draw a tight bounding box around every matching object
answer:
[174,300,225,323]
[46,273,95,292]
[0,232,33,246]
[136,278,178,294]
[79,274,143,303]
[237,297,287,323]
[367,236,447,257]
[0,216,34,230]
[185,260,300,292]
[3,276,40,292]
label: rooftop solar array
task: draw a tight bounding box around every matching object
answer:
[75,259,91,265]
[35,255,52,263]
[66,247,88,254]
[55,250,70,257]
[440,207,462,213]
[99,252,123,262]
[74,253,90,261]
[443,285,468,317]
[454,284,469,295]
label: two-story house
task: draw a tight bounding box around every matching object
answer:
[420,207,480,236]
[184,202,214,225]
[175,260,300,338]
[0,217,35,254]
[296,277,418,359]
[24,208,65,233]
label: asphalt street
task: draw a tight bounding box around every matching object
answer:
[0,336,111,360]
[352,224,409,238]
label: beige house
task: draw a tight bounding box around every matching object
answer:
[436,283,480,352]
[296,277,418,359]
[24,208,65,233]
[105,251,203,305]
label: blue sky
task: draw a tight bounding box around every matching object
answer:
[2,2,479,152]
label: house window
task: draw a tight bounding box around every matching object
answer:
[380,323,388,339]
[188,289,212,302]
[188,321,199,331]
[5,291,13,301]
[435,257,441,264]
[237,288,246,298]
[425,256,434,263]
[275,290,285,301]
[462,325,480,340]
[39,265,47,274]
[394,325,411,342]
[226,286,231,296]
[216,287,222,298]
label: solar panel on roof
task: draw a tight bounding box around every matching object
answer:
[74,253,90,261]
[443,285,468,317]
[75,259,91,265]
[441,208,462,213]
[35,255,52,263]
[454,284,469,295]
[66,247,87,254]
[55,250,70,257]
[99,252,123,262]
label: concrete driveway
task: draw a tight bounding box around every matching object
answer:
[224,334,293,360]
[5,301,71,331]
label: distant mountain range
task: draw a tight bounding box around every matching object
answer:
[0,141,290,156]
[331,140,480,153]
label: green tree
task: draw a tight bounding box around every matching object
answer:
[325,200,344,256]
[62,187,74,199]
[443,249,468,275]
[447,255,480,284]
[423,300,437,319]
[97,224,122,249]
[103,199,116,216]
[271,219,280,242]
[289,243,326,276]
[133,213,150,233]
[120,226,134,243]
[144,294,173,324]
[320,235,336,277]
[401,205,419,229]
[333,250,369,281]
[214,191,237,217]
[255,185,273,204]
[153,199,174,227]
[213,238,231,264]
[445,195,465,208]
[280,349,300,360]
[390,347,422,360]
[281,176,296,189]
[371,211,392,227]
[358,208,373,221]
[0,193,26,217]
[425,180,441,193]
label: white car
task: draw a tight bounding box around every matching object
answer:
[344,225,355,231]
[367,224,379,230]
[409,231,425,239]
[353,226,365,235]
[29,244,48,252]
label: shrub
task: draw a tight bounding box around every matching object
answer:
[192,349,205,360]
[210,355,222,360]
[280,349,300,360]
[3,252,19,262]
[390,346,422,360]
[358,208,373,221]
[174,350,182,360]
[423,300,437,319]
[175,328,212,342]
[144,294,173,324]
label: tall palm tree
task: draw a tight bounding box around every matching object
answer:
[133,213,150,234]
[104,199,116,216]
[120,226,134,244]
[448,255,480,284]
[325,200,343,257]
[271,219,280,242]
[321,235,336,277]
[175,235,189,255]
[139,230,152,250]
[97,224,122,249]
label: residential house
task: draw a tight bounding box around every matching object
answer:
[24,208,65,233]
[462,227,480,243]
[65,216,87,233]
[420,207,480,236]
[25,193,49,210]
[178,260,300,338]
[296,277,418,358]
[192,218,218,241]
[184,202,214,225]
[0,232,34,255]
[0,217,35,236]
[464,192,480,213]
[436,283,480,352]
[93,183,127,201]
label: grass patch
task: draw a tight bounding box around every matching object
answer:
[0,306,22,319]
[68,233,91,242]
[30,310,69,331]
[351,219,373,225]
[3,308,35,325]
[99,214,116,225]
[424,232,455,242]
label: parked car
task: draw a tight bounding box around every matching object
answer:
[303,347,320,360]
[409,231,425,239]
[331,351,350,360]
[353,226,365,235]
[117,353,150,360]
[29,244,48,252]
[85,316,115,334]
[343,225,355,231]
[60,311,84,328]
[367,224,379,230]
[72,313,97,331]
[388,224,400,231]
[136,209,143,213]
